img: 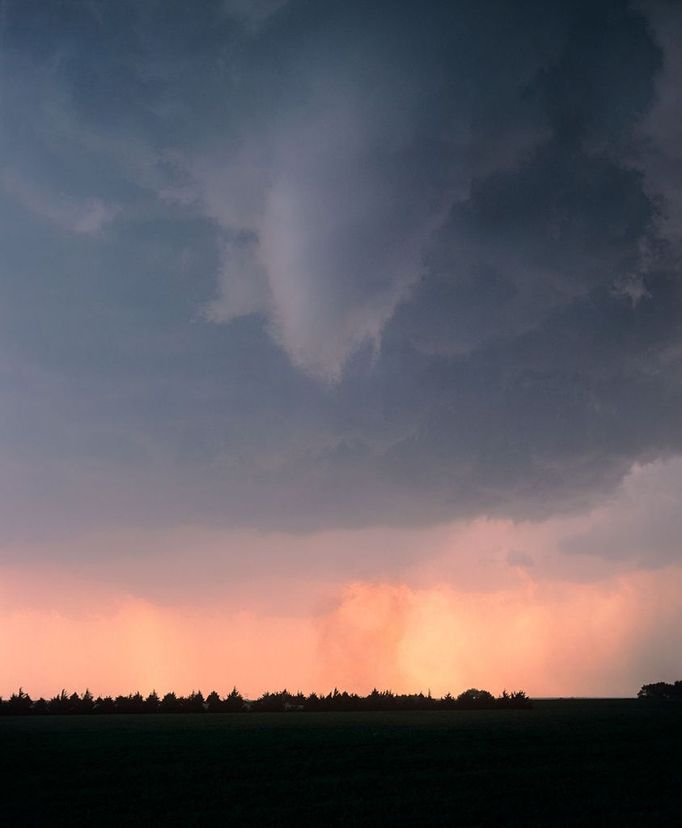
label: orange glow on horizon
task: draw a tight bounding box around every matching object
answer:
[1,564,680,700]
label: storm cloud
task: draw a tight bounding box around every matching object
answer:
[0,0,681,550]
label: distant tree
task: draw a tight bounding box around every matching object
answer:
[638,681,682,701]
[48,690,70,714]
[143,691,160,713]
[206,691,222,712]
[255,690,294,712]
[305,692,321,712]
[456,689,496,709]
[440,692,456,709]
[497,690,532,709]
[32,697,49,714]
[80,689,95,713]
[67,691,95,714]
[223,687,245,712]
[160,692,180,713]
[510,690,532,707]
[183,691,205,713]
[7,688,32,715]
[94,695,116,714]
[115,692,145,713]
[365,689,396,711]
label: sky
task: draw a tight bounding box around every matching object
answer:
[1,0,681,699]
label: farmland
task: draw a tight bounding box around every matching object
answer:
[1,700,680,826]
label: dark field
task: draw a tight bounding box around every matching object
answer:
[1,700,680,826]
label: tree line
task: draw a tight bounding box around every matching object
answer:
[637,681,682,701]
[0,686,532,715]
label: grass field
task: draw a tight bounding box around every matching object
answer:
[1,700,680,826]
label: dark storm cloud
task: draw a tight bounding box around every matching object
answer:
[0,0,680,544]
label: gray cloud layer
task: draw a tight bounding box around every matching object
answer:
[0,0,681,549]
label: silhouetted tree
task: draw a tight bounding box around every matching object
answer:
[638,681,682,701]
[66,691,94,714]
[440,692,455,709]
[115,692,145,713]
[32,697,49,714]
[94,695,116,713]
[143,691,160,713]
[223,687,245,712]
[81,689,95,713]
[7,688,32,715]
[496,690,532,709]
[206,691,222,712]
[48,690,70,714]
[183,691,205,713]
[456,689,496,709]
[160,692,180,713]
[254,691,289,712]
[365,689,396,711]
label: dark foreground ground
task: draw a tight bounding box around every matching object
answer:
[0,700,680,826]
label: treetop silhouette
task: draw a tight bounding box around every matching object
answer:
[0,686,534,715]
